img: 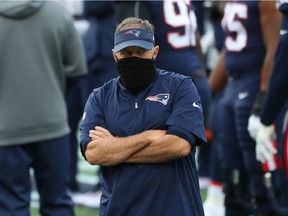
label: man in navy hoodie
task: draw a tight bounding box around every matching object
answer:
[80,17,207,216]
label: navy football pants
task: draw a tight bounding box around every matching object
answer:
[0,135,74,216]
[207,92,224,183]
[217,74,262,176]
[192,76,213,178]
[217,74,264,215]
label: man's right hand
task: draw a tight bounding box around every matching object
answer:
[247,114,261,140]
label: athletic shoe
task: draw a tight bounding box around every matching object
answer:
[203,181,225,216]
[199,177,211,190]
[72,190,101,208]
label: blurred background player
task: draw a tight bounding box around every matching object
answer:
[60,0,89,194]
[247,0,288,212]
[0,1,87,215]
[201,2,226,215]
[209,0,286,215]
[66,0,119,208]
[115,0,212,189]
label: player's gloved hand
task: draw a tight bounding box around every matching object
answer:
[247,114,261,140]
[248,91,266,140]
[256,124,277,163]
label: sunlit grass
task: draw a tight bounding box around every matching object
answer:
[31,189,207,216]
[30,206,99,216]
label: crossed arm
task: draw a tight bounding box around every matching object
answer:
[84,126,191,166]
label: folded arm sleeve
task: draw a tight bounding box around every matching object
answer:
[166,78,207,146]
[79,89,106,159]
[167,126,196,145]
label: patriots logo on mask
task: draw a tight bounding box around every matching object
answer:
[123,30,141,37]
[145,93,170,105]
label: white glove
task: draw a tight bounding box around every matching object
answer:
[247,114,261,140]
[255,124,277,163]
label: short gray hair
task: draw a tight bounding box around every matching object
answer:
[115,17,155,36]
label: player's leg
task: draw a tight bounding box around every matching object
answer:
[236,75,288,215]
[217,82,249,216]
[193,76,212,186]
[66,81,85,192]
[33,135,74,216]
[204,92,225,216]
[71,65,118,208]
[283,115,288,203]
[207,92,224,185]
[273,102,288,210]
[262,31,288,211]
[0,145,32,216]
[239,122,287,215]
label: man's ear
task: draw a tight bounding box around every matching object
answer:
[112,49,118,62]
[153,45,160,59]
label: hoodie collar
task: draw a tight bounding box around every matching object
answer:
[0,0,44,19]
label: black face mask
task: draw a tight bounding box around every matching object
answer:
[116,57,157,95]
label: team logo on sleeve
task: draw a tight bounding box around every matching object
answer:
[145,93,170,105]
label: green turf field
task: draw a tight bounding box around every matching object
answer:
[31,189,207,216]
[31,206,99,216]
